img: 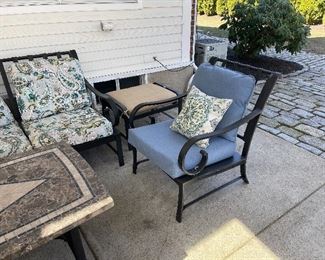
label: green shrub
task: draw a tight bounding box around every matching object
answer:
[220,0,310,57]
[216,0,228,15]
[202,0,217,16]
[296,0,324,25]
[323,14,325,25]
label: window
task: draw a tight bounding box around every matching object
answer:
[0,0,142,14]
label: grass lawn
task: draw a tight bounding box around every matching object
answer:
[197,15,325,55]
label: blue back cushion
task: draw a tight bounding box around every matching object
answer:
[191,63,256,141]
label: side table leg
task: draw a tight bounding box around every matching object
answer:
[65,227,87,260]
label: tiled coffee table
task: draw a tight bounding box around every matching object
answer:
[0,143,114,260]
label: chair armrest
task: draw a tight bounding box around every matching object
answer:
[129,93,187,128]
[177,109,262,176]
[85,81,119,126]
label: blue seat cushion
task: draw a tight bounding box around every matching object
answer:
[129,120,237,179]
[192,63,256,142]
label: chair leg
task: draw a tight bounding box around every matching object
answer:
[178,99,183,113]
[240,163,249,184]
[124,118,133,151]
[116,134,124,167]
[176,183,184,223]
[132,147,138,174]
[149,116,156,125]
[124,117,129,138]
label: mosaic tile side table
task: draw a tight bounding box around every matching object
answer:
[0,143,114,260]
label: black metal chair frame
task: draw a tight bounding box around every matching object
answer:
[0,50,124,166]
[102,82,186,148]
[131,57,281,222]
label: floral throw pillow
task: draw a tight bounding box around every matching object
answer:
[7,57,91,122]
[170,86,232,149]
[0,96,14,127]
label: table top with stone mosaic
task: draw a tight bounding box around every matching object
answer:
[0,143,114,259]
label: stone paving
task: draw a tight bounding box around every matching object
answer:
[250,49,325,158]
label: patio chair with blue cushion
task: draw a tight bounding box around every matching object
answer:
[129,57,280,222]
[0,96,32,158]
[0,50,124,166]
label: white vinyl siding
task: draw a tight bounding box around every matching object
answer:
[0,1,58,7]
[63,0,138,3]
[0,0,138,7]
[0,0,192,94]
[0,0,142,14]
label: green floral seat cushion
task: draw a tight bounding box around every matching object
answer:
[0,123,32,158]
[7,57,91,122]
[0,96,14,127]
[170,86,232,149]
[22,107,113,148]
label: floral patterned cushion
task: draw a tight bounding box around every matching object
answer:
[0,96,14,127]
[22,107,113,148]
[170,86,232,149]
[7,57,91,122]
[0,123,32,158]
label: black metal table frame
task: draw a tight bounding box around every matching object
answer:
[59,227,87,260]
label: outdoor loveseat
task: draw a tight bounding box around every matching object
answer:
[0,50,124,166]
[129,58,280,222]
[0,96,32,158]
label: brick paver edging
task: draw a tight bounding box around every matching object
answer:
[252,49,325,159]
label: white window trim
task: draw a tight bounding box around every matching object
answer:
[0,0,142,15]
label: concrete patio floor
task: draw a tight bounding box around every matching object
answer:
[21,128,325,260]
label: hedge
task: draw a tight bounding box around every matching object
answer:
[292,0,325,25]
[226,0,244,14]
[203,0,217,15]
[197,0,325,25]
[197,0,216,15]
[216,0,227,15]
[197,0,205,14]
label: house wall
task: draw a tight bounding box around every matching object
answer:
[0,0,193,94]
